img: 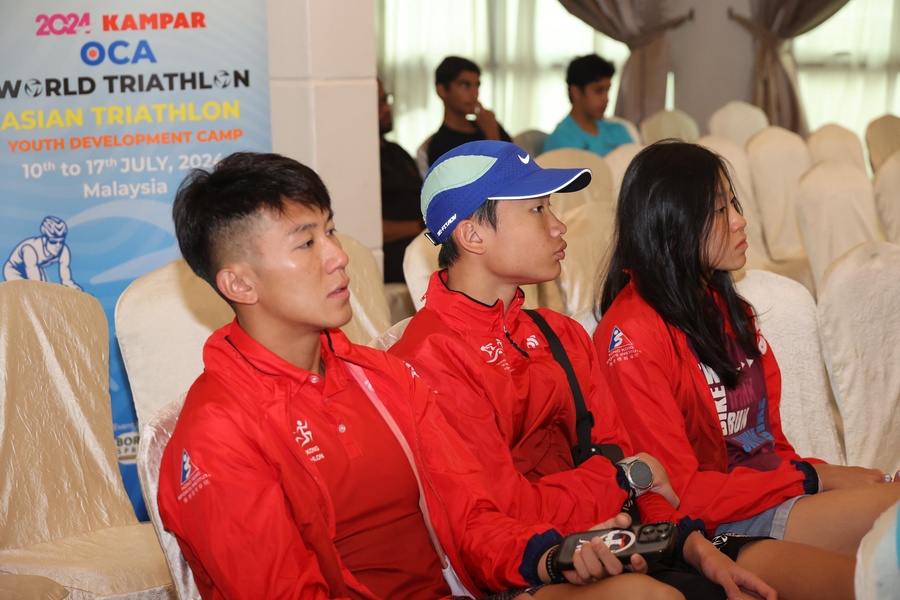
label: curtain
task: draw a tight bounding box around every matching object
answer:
[557,0,692,126]
[729,0,850,135]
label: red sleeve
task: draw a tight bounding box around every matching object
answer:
[159,394,348,600]
[594,307,812,532]
[391,359,560,590]
[392,327,632,535]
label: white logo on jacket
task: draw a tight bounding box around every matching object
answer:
[295,420,313,446]
[480,339,505,363]
[525,335,539,349]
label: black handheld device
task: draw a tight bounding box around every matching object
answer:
[556,521,676,570]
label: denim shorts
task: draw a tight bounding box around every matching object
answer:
[715,494,807,539]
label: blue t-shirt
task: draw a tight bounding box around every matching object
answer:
[542,115,633,157]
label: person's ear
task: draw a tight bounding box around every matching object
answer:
[216,263,258,306]
[436,83,449,101]
[453,219,486,256]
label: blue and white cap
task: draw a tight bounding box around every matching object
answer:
[421,140,592,244]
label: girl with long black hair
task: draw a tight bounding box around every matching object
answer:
[594,140,900,597]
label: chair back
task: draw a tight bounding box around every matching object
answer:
[605,116,642,145]
[570,306,600,337]
[639,108,700,144]
[415,135,433,179]
[402,233,544,313]
[368,317,413,351]
[137,397,201,600]
[557,201,616,315]
[855,500,900,600]
[512,129,548,157]
[734,270,845,465]
[604,143,643,200]
[116,259,234,429]
[535,148,614,215]
[707,101,769,149]
[0,280,139,550]
[818,242,900,472]
[874,150,900,244]
[796,161,883,292]
[808,123,866,171]
[402,234,441,311]
[746,126,811,262]
[865,114,900,172]
[337,232,393,345]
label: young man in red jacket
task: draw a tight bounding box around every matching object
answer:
[389,140,849,599]
[156,151,687,600]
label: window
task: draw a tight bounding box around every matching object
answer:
[376,0,627,154]
[795,0,900,143]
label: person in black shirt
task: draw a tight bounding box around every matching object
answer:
[379,79,425,283]
[426,57,511,166]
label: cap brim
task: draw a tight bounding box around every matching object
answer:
[487,168,592,200]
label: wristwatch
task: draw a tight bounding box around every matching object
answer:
[617,456,654,497]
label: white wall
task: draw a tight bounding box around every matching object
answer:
[267,0,382,260]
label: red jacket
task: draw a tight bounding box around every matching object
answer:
[390,271,680,532]
[158,321,560,600]
[594,282,821,533]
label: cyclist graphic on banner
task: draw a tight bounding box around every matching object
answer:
[4,215,82,290]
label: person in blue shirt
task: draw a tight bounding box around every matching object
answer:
[543,54,633,157]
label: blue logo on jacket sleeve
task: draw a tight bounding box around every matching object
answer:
[181,449,192,484]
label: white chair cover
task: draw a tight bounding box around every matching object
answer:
[865,114,900,173]
[808,123,867,171]
[0,280,173,599]
[796,162,883,292]
[137,398,201,600]
[605,116,642,145]
[604,143,643,200]
[874,150,900,244]
[818,242,900,472]
[368,317,413,351]
[733,270,845,465]
[535,148,614,215]
[707,101,769,149]
[402,234,441,312]
[415,135,433,179]
[512,129,548,157]
[401,233,543,313]
[116,260,234,429]
[570,306,600,337]
[746,126,811,262]
[336,233,393,345]
[639,108,700,145]
[855,500,900,600]
[557,201,616,316]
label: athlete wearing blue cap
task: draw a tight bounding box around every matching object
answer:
[392,141,778,600]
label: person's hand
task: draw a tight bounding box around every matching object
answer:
[683,532,777,600]
[636,452,680,508]
[473,102,501,140]
[813,463,888,490]
[564,530,648,585]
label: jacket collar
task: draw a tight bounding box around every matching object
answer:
[424,269,526,334]
[208,319,352,391]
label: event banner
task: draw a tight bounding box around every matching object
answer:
[0,1,271,518]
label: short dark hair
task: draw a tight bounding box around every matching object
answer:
[172,152,331,293]
[598,140,756,388]
[437,200,498,269]
[566,54,616,89]
[435,56,481,87]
